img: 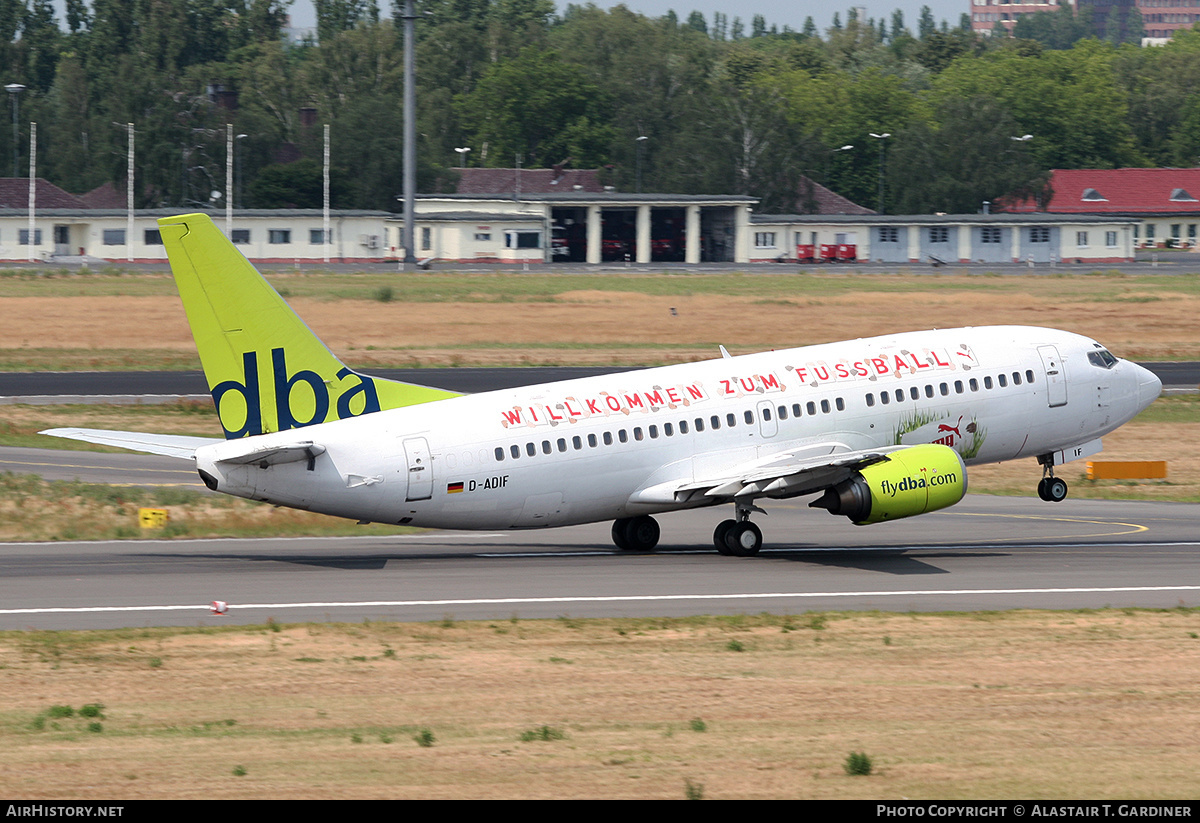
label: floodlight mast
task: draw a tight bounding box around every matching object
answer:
[401,0,418,267]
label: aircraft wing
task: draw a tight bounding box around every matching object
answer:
[39,428,222,460]
[629,443,904,506]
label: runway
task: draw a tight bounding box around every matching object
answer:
[1,495,1197,630]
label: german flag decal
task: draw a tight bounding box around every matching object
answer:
[447,481,464,494]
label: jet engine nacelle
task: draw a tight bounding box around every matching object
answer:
[810,444,967,525]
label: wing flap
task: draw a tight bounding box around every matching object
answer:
[39,428,219,460]
[208,440,326,467]
[628,443,902,506]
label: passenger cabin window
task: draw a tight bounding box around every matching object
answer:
[618,430,628,443]
[679,420,689,434]
[1012,372,1022,385]
[806,402,817,415]
[777,405,788,420]
[511,445,521,459]
[820,399,831,413]
[727,413,736,427]
[984,376,993,389]
[710,416,720,430]
[495,447,505,461]
[998,374,1008,387]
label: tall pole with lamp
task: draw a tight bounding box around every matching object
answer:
[6,83,24,178]
[869,132,890,214]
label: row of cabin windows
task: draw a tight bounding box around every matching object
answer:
[865,370,1036,406]
[493,399,847,462]
[492,369,1037,462]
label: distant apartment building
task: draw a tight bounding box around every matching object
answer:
[970,0,1181,43]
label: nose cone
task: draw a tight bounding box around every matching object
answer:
[1134,363,1162,412]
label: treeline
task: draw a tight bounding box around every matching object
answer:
[2,0,1200,214]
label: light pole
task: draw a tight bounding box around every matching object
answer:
[635,135,648,193]
[400,0,418,267]
[6,83,25,178]
[454,146,470,167]
[235,133,247,209]
[869,132,890,214]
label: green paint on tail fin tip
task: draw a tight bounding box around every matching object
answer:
[157,213,461,440]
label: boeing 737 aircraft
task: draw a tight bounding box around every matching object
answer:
[43,214,1162,556]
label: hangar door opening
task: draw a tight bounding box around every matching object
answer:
[700,207,736,262]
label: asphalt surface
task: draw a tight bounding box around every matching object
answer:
[1,495,1196,630]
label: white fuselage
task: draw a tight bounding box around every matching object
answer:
[194,326,1161,530]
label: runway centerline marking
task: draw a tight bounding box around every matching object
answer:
[6,585,1200,616]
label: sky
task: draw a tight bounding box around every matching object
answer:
[283,0,970,36]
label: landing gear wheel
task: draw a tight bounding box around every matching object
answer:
[1037,476,1068,502]
[713,519,737,555]
[724,521,763,557]
[1045,477,1068,502]
[615,515,660,551]
[611,518,632,551]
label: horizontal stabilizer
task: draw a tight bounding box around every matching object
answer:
[39,428,220,460]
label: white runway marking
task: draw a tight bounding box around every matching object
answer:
[5,584,1200,616]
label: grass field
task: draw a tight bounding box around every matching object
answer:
[2,611,1199,799]
[1,269,1199,369]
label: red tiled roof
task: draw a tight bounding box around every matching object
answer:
[1004,168,1200,213]
[795,176,875,215]
[455,167,605,194]
[0,178,87,208]
[78,181,129,209]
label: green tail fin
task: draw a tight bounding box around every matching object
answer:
[158,213,459,439]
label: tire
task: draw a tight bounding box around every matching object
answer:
[611,518,632,551]
[1046,477,1068,502]
[724,522,763,557]
[713,519,737,555]
[1037,478,1050,501]
[621,515,660,551]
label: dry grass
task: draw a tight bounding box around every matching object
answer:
[2,273,1199,368]
[2,611,1199,799]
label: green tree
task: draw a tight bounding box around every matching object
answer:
[888,95,1048,214]
[456,47,614,167]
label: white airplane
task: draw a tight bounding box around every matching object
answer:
[43,214,1162,556]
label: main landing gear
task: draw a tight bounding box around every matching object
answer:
[612,515,660,551]
[713,503,765,557]
[609,506,767,556]
[1036,459,1069,503]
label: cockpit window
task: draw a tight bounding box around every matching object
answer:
[1088,348,1118,369]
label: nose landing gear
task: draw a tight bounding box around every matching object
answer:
[1037,463,1069,503]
